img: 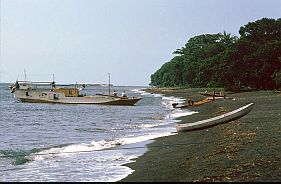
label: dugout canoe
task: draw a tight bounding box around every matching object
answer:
[199,91,226,98]
[176,103,254,132]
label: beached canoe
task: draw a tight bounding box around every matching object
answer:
[172,98,213,109]
[176,103,254,132]
[199,91,226,98]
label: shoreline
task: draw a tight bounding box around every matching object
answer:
[120,88,281,182]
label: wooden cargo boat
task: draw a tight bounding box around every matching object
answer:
[10,81,142,106]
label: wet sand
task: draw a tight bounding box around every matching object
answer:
[120,88,281,182]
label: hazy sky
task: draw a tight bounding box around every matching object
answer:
[1,0,281,86]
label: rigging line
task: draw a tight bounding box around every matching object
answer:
[0,136,280,158]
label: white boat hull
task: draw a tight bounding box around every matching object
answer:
[14,90,141,106]
[176,103,254,132]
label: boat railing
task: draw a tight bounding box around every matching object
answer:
[11,81,55,91]
[16,81,54,84]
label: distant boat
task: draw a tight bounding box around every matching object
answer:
[176,103,254,132]
[10,80,142,106]
[199,91,226,98]
[101,84,113,87]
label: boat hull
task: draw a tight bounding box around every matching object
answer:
[18,97,142,105]
[176,103,254,132]
[15,90,142,106]
[99,97,142,106]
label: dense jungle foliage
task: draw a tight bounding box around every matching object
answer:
[150,18,281,91]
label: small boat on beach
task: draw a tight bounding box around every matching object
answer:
[176,103,254,132]
[172,98,213,109]
[199,91,226,98]
[10,80,142,106]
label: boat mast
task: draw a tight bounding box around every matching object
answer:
[108,73,110,95]
[51,73,56,89]
[52,73,55,82]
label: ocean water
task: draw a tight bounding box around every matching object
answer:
[0,83,197,182]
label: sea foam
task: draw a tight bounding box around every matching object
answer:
[24,87,197,182]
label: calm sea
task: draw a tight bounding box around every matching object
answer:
[0,83,196,182]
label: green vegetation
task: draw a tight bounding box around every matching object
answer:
[150,18,281,92]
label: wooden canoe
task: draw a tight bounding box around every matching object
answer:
[172,98,213,109]
[199,92,226,98]
[176,103,254,132]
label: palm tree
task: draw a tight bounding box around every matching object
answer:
[220,31,238,45]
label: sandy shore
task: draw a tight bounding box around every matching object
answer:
[120,88,281,182]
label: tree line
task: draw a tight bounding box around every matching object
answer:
[150,18,281,92]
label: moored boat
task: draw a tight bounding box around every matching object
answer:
[176,103,254,132]
[10,80,142,106]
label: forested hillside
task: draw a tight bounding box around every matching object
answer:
[150,18,281,91]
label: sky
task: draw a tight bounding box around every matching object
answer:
[0,0,281,86]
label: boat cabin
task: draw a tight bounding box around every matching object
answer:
[52,87,79,97]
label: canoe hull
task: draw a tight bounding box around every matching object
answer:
[176,103,254,132]
[199,92,225,97]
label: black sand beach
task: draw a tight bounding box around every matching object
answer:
[120,88,281,182]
